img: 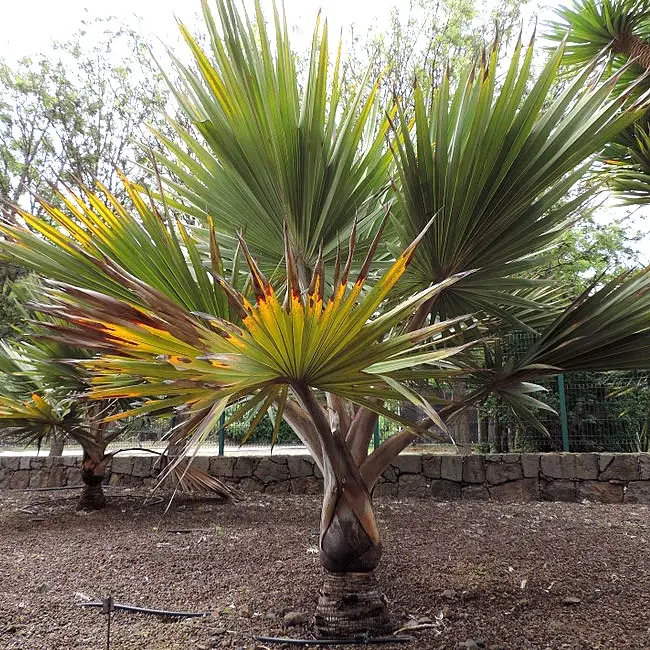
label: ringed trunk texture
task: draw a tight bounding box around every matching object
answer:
[77,455,107,510]
[615,33,650,71]
[315,571,391,638]
[316,495,390,637]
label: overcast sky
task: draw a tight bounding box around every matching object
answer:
[1,0,549,61]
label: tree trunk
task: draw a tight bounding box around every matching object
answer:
[615,33,650,71]
[315,493,391,638]
[291,385,391,638]
[49,433,65,457]
[315,571,390,638]
[477,412,487,449]
[77,453,107,510]
[450,382,471,454]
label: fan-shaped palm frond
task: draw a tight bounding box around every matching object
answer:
[153,0,392,278]
[390,36,649,329]
[10,199,467,445]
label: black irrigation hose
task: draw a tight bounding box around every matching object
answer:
[79,601,210,618]
[254,635,413,646]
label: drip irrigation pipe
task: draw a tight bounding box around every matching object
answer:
[80,601,210,618]
[254,635,413,645]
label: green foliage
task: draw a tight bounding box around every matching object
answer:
[0,18,170,214]
[546,0,650,72]
[543,212,645,294]
[343,0,526,104]
[390,36,647,327]
[226,414,299,445]
[154,0,391,278]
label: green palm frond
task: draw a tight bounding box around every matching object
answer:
[152,0,392,276]
[465,267,650,429]
[546,0,650,70]
[1,178,470,448]
[603,115,650,201]
[391,37,649,326]
[0,177,232,318]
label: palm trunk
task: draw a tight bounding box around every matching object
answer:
[315,490,390,638]
[291,384,391,638]
[77,452,107,510]
[614,33,650,71]
[49,433,65,457]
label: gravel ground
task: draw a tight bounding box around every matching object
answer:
[1,488,649,649]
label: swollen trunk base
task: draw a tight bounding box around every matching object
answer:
[315,571,391,638]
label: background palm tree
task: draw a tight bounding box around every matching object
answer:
[0,331,122,509]
[547,0,650,202]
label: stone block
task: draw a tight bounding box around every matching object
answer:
[638,454,650,480]
[254,458,290,484]
[579,480,624,504]
[209,456,236,477]
[599,453,614,473]
[462,455,485,484]
[8,470,30,489]
[131,457,154,478]
[108,473,123,486]
[422,455,441,479]
[287,456,315,479]
[461,485,490,501]
[540,453,571,479]
[0,467,11,486]
[2,457,20,471]
[542,479,577,502]
[490,479,539,502]
[29,471,49,488]
[290,476,321,495]
[314,464,323,480]
[63,456,80,467]
[47,465,67,487]
[398,473,428,497]
[599,454,639,481]
[624,481,650,504]
[233,457,257,478]
[111,456,133,475]
[521,454,540,478]
[440,455,463,482]
[264,481,291,495]
[190,457,210,473]
[66,468,83,487]
[30,457,45,471]
[574,454,599,480]
[380,465,398,483]
[19,457,31,470]
[392,454,422,475]
[430,479,461,501]
[486,455,522,485]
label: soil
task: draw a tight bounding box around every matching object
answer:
[1,488,649,650]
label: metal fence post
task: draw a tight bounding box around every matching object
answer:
[558,373,570,452]
[373,418,380,450]
[218,411,226,456]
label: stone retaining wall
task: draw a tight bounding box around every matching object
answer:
[2,452,650,503]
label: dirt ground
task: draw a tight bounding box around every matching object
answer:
[1,488,649,650]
